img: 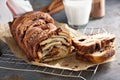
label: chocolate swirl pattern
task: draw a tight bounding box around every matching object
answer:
[10,11,72,62]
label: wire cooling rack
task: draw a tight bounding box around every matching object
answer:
[0,27,107,80]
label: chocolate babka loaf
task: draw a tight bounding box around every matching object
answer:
[10,11,72,62]
[73,33,115,63]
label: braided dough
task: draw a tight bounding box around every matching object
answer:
[10,11,72,62]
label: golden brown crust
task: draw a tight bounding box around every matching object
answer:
[73,33,115,64]
[85,48,115,64]
[76,47,115,64]
[10,11,36,38]
[10,11,54,39]
[73,33,115,55]
[10,11,72,62]
[10,11,56,60]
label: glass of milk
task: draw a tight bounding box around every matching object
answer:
[63,0,92,29]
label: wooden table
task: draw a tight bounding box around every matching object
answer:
[0,0,120,80]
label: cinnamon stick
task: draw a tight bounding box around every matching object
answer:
[40,4,50,12]
[49,1,64,15]
[40,0,64,15]
[48,0,61,11]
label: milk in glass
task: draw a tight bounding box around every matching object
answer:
[63,0,92,29]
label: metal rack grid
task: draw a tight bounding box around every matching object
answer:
[0,27,107,80]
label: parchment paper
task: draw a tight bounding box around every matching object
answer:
[0,23,115,71]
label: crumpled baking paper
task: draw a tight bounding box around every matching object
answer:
[0,22,115,71]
